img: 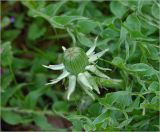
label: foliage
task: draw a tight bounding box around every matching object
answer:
[1,0,159,131]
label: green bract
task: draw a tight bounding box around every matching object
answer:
[63,47,89,75]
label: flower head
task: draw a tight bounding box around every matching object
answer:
[43,37,110,100]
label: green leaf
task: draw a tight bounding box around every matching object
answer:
[93,111,108,125]
[127,63,157,76]
[1,42,13,67]
[120,26,128,43]
[117,118,133,128]
[151,3,160,20]
[126,97,140,112]
[1,16,10,29]
[12,58,31,70]
[67,114,93,129]
[77,19,97,34]
[31,58,48,73]
[88,103,102,117]
[132,119,150,129]
[110,1,128,18]
[1,84,26,106]
[51,16,88,28]
[141,101,160,111]
[2,111,22,125]
[102,27,119,38]
[34,114,55,131]
[112,57,125,68]
[72,120,83,131]
[77,33,93,47]
[23,1,87,29]
[14,14,24,29]
[24,87,47,109]
[148,81,159,92]
[27,19,46,40]
[40,2,66,16]
[147,45,159,60]
[1,72,12,90]
[99,91,132,107]
[2,30,20,41]
[124,13,141,31]
[52,101,69,112]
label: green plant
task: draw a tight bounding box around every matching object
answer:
[1,0,159,131]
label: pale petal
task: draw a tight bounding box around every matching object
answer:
[77,73,93,90]
[86,36,98,56]
[86,65,110,79]
[43,64,64,70]
[67,75,76,100]
[46,70,70,85]
[62,46,66,52]
[89,48,109,62]
[84,71,100,94]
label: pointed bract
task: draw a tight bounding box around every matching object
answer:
[67,75,76,100]
[77,77,95,100]
[82,88,95,100]
[86,36,98,56]
[43,64,64,70]
[96,65,112,71]
[89,48,109,62]
[86,65,110,79]
[62,46,66,52]
[77,73,93,90]
[84,71,100,94]
[46,70,70,85]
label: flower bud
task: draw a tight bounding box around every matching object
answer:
[63,47,89,75]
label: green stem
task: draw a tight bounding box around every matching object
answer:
[0,107,56,116]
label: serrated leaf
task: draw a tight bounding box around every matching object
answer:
[99,91,132,107]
